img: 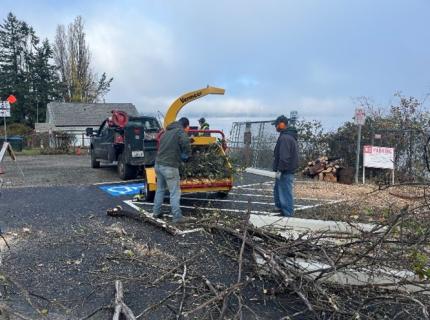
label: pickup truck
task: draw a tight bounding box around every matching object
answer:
[86,111,161,180]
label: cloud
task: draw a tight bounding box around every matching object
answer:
[134,95,268,118]
[235,76,260,88]
[85,13,177,95]
[290,96,354,130]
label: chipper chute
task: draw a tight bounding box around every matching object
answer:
[140,86,233,201]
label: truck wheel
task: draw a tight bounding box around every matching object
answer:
[141,183,156,202]
[91,148,100,168]
[118,153,137,180]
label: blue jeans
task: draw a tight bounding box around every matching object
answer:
[153,163,182,222]
[274,173,294,217]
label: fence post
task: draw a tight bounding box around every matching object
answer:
[354,124,362,184]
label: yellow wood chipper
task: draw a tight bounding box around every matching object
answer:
[139,86,233,201]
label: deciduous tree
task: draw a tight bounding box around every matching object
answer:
[53,16,113,103]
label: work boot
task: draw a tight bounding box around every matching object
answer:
[172,216,195,224]
[152,212,164,219]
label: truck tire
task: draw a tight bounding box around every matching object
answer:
[90,148,100,168]
[142,183,156,202]
[118,152,137,180]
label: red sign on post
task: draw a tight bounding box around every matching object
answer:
[354,107,366,125]
[6,95,17,104]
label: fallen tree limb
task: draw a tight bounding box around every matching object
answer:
[112,280,136,320]
[182,280,252,318]
[152,252,202,285]
[136,286,181,319]
[107,206,178,235]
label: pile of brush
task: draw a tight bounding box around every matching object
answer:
[180,144,231,180]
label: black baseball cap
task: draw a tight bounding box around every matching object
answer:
[272,115,289,126]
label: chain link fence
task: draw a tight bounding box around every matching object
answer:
[228,121,427,183]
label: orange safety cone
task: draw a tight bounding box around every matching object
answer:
[76,147,81,156]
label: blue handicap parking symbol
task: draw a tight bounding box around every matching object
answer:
[99,183,145,197]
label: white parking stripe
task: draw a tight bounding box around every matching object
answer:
[181,197,275,206]
[93,179,145,185]
[229,192,340,204]
[234,187,273,192]
[131,201,277,215]
[295,199,344,211]
[229,192,273,198]
[233,182,273,189]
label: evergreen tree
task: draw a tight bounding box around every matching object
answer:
[0,13,61,126]
[30,39,61,122]
[0,12,38,124]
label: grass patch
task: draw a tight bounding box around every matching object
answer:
[15,148,43,156]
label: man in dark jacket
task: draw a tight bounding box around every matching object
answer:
[153,117,192,223]
[272,115,299,217]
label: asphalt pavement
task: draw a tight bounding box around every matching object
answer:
[0,152,329,318]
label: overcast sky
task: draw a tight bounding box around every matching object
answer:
[2,0,430,131]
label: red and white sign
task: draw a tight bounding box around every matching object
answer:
[0,101,10,117]
[355,107,366,125]
[363,145,394,169]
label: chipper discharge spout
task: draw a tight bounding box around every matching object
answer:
[141,86,233,201]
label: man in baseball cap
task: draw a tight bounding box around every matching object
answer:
[272,115,299,217]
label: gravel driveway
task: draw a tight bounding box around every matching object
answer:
[1,154,125,188]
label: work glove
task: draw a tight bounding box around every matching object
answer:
[180,153,190,162]
[275,171,282,179]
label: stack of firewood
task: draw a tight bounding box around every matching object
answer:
[302,156,343,182]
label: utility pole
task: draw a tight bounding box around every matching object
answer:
[354,107,366,184]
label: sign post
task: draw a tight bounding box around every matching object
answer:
[354,107,366,184]
[0,101,11,140]
[363,145,395,184]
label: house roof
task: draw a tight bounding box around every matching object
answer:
[46,102,139,126]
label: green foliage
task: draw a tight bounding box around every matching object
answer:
[296,119,328,167]
[410,251,430,280]
[0,13,61,127]
[0,123,32,136]
[180,144,231,180]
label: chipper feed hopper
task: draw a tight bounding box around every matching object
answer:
[140,86,233,201]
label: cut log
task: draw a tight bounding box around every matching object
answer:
[302,156,344,183]
[323,173,337,183]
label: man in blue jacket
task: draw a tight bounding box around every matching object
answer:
[153,117,192,223]
[272,115,299,217]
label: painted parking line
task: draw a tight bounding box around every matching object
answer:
[229,192,273,198]
[233,182,273,189]
[94,179,145,185]
[295,200,344,211]
[98,183,145,196]
[181,196,275,206]
[229,192,341,205]
[234,187,274,192]
[127,200,279,216]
